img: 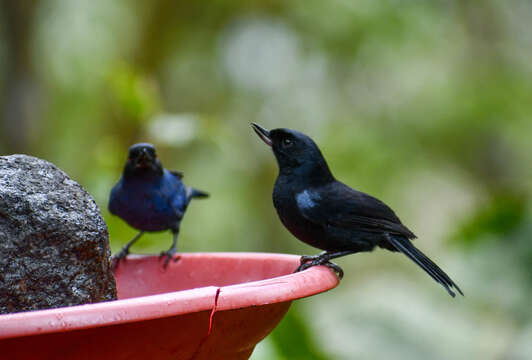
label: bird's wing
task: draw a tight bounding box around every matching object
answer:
[170,170,184,179]
[296,182,417,239]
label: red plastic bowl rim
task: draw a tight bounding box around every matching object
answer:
[0,252,338,339]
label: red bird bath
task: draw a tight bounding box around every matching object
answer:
[0,253,338,360]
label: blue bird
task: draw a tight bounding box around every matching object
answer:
[109,143,209,268]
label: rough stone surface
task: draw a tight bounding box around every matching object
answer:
[0,155,117,314]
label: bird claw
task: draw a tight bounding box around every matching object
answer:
[159,250,180,269]
[111,249,130,270]
[295,256,344,280]
[299,254,320,264]
[322,261,344,279]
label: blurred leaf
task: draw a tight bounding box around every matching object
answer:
[268,305,329,360]
[451,193,527,247]
[106,62,160,123]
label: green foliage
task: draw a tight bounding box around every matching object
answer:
[452,193,528,247]
[268,305,329,360]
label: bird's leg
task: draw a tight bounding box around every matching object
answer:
[296,250,356,280]
[299,251,328,264]
[159,227,181,269]
[299,250,355,264]
[112,231,144,269]
[321,250,358,261]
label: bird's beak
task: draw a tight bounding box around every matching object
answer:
[136,149,152,167]
[251,123,272,147]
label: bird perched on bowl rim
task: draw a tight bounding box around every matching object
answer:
[251,123,462,297]
[108,143,209,268]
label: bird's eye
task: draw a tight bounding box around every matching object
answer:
[282,138,293,147]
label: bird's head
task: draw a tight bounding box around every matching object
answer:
[124,143,164,177]
[252,123,333,182]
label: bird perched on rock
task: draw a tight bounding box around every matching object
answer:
[109,143,208,268]
[252,123,462,297]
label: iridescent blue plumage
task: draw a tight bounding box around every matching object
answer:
[110,169,188,232]
[109,143,208,268]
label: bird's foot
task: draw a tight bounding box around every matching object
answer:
[159,249,181,269]
[299,254,319,264]
[298,251,328,264]
[111,248,130,270]
[295,254,344,280]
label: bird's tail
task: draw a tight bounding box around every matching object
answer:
[386,235,463,297]
[186,187,209,199]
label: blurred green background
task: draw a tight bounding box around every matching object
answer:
[1,1,531,359]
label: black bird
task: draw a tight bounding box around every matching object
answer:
[109,143,209,268]
[252,123,463,297]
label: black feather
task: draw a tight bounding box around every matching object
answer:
[386,235,463,297]
[187,187,209,199]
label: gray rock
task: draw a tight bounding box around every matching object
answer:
[0,155,117,314]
